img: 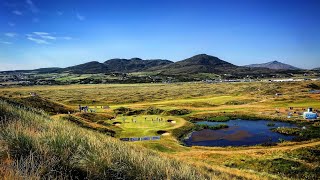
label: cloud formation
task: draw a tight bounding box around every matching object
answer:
[12,10,23,15]
[27,36,50,44]
[1,41,12,45]
[62,36,72,40]
[76,13,85,21]
[26,0,38,13]
[4,32,17,38]
[26,32,72,44]
[8,22,15,27]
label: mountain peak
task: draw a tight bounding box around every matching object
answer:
[157,54,236,74]
[245,60,299,70]
[191,54,216,59]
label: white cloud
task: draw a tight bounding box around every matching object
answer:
[12,10,23,15]
[76,13,85,21]
[33,32,49,36]
[27,36,50,44]
[8,22,15,27]
[32,32,56,40]
[62,36,72,40]
[26,32,72,44]
[26,0,38,13]
[4,32,17,38]
[1,41,12,45]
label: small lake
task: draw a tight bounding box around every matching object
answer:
[184,119,298,147]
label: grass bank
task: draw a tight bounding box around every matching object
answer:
[0,100,236,179]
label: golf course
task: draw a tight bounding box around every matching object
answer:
[1,81,320,179]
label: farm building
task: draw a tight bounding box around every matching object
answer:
[303,108,318,120]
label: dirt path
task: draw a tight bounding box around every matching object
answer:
[177,140,320,156]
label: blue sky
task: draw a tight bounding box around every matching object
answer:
[0,0,320,70]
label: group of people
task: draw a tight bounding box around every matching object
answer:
[121,116,165,123]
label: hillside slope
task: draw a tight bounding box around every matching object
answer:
[63,61,108,74]
[245,61,299,70]
[0,101,232,179]
[153,54,237,74]
[104,58,173,73]
[59,58,172,74]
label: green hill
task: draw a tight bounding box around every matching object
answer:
[154,54,236,75]
[63,61,109,74]
[104,58,173,73]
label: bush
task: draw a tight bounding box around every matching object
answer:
[164,109,191,116]
[144,106,164,115]
[271,127,300,135]
[194,124,229,131]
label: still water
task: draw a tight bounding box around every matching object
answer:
[184,119,298,147]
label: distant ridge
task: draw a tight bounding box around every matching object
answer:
[104,58,173,73]
[1,55,304,76]
[245,60,300,70]
[64,61,108,74]
[57,58,172,74]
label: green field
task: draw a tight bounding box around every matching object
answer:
[1,81,320,179]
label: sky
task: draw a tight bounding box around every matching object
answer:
[0,0,320,71]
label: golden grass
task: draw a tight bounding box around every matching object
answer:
[1,81,320,179]
[0,100,243,179]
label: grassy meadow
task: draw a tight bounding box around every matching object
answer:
[1,81,320,179]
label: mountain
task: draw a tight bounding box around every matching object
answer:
[56,58,172,74]
[0,55,303,77]
[313,67,320,71]
[245,61,300,70]
[63,61,108,74]
[154,54,237,74]
[104,58,173,73]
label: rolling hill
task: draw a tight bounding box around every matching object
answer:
[104,58,173,73]
[152,54,237,74]
[63,61,109,74]
[245,60,300,70]
[61,58,172,74]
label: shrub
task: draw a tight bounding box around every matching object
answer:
[271,127,300,135]
[194,124,229,131]
[164,109,191,116]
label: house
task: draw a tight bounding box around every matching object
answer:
[303,108,318,120]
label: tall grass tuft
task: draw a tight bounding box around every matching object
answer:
[0,100,216,179]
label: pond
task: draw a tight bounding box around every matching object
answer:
[184,119,298,147]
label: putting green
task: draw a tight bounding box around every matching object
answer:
[112,115,185,138]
